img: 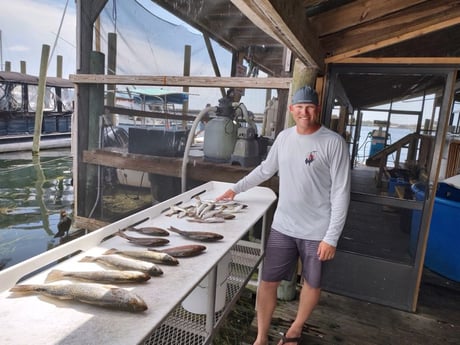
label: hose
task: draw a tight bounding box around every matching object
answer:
[181,106,217,193]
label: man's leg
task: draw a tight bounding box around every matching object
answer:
[253,280,280,345]
[278,280,321,344]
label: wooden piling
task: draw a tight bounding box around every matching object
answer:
[182,45,191,129]
[84,51,105,217]
[285,58,318,128]
[56,55,63,78]
[32,44,51,155]
[107,32,117,125]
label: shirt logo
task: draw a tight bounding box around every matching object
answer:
[305,151,317,165]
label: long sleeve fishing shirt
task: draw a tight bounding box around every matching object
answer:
[233,125,351,246]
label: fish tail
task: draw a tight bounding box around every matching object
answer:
[117,230,128,239]
[45,269,64,283]
[168,226,180,233]
[9,285,36,294]
[103,248,118,255]
[79,255,95,263]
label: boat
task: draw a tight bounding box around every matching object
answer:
[0,71,74,153]
[104,86,191,189]
[112,86,189,128]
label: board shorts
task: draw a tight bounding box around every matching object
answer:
[261,228,322,289]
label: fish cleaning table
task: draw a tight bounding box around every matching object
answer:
[0,181,276,345]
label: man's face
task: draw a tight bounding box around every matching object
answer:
[289,103,319,130]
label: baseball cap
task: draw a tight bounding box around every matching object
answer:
[291,86,319,105]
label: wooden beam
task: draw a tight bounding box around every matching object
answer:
[323,0,460,62]
[333,57,460,65]
[69,74,292,89]
[82,148,279,191]
[310,0,429,36]
[230,0,324,71]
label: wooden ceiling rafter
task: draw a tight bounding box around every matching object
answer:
[230,0,324,71]
[322,0,460,62]
[310,0,429,36]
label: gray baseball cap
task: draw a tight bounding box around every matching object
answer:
[291,86,319,105]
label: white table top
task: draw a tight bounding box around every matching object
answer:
[0,181,276,345]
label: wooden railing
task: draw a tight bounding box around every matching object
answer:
[365,133,434,187]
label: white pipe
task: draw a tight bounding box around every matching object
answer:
[181,106,217,193]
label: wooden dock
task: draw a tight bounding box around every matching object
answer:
[217,270,460,345]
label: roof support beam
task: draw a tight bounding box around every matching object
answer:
[230,0,324,71]
[323,0,460,62]
[310,0,429,36]
[70,74,292,89]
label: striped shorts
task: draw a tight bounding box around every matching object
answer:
[261,228,322,289]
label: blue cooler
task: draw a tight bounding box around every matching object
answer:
[410,180,460,282]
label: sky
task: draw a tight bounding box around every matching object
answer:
[0,0,269,113]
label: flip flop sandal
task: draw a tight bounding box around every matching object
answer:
[278,332,302,345]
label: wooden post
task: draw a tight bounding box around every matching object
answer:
[84,51,105,217]
[285,58,318,128]
[107,32,117,124]
[95,16,101,52]
[20,61,26,74]
[182,45,191,128]
[56,55,63,78]
[32,44,51,155]
[203,34,226,98]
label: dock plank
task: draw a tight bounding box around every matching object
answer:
[239,271,460,345]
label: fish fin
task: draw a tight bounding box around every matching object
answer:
[45,269,63,283]
[79,256,95,263]
[103,248,118,255]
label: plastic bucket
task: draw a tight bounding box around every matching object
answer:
[182,252,231,314]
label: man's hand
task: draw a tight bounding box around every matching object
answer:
[215,189,236,201]
[317,241,336,261]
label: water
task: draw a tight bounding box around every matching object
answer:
[0,149,74,271]
[353,125,413,166]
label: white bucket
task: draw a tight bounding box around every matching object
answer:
[182,252,231,314]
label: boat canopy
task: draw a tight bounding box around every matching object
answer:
[0,71,74,88]
[117,86,189,105]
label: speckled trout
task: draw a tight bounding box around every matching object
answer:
[45,269,151,284]
[103,248,179,266]
[9,283,148,312]
[80,255,163,276]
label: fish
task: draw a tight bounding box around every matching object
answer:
[117,230,170,247]
[80,255,163,276]
[103,248,179,266]
[45,269,151,284]
[127,226,170,236]
[9,283,148,313]
[166,198,247,223]
[149,244,207,257]
[167,226,224,242]
[186,217,225,223]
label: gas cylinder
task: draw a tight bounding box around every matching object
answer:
[203,116,238,163]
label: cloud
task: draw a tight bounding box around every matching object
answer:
[1,0,76,76]
[8,45,31,52]
[0,0,270,113]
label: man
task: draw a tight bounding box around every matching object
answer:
[216,86,351,345]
